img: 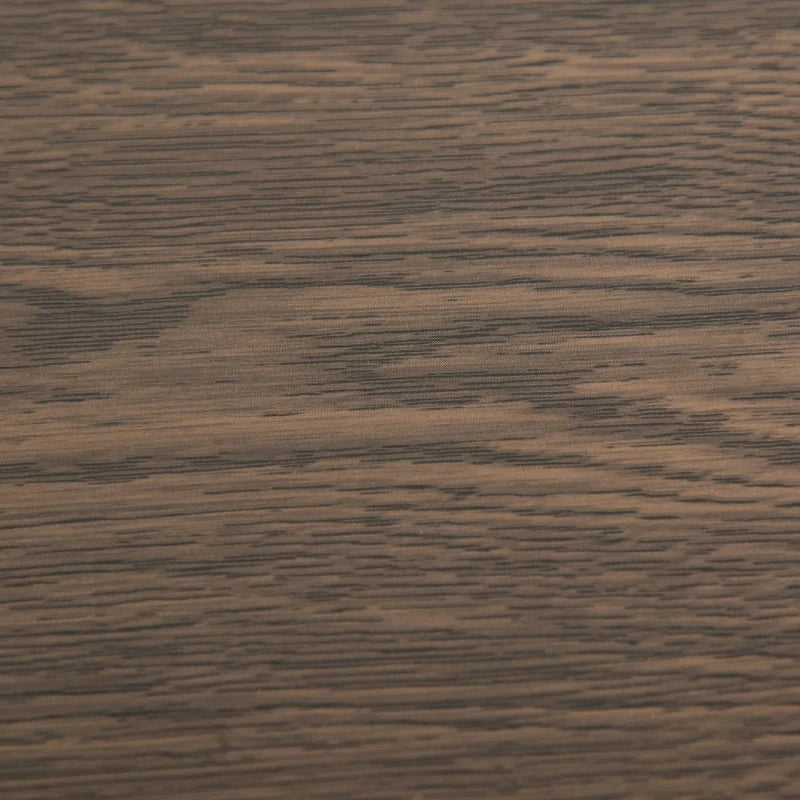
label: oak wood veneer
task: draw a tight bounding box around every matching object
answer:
[2,2,800,798]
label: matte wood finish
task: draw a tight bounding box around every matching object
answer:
[2,2,800,798]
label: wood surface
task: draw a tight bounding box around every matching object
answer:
[2,1,800,798]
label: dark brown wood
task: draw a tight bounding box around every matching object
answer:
[2,2,800,797]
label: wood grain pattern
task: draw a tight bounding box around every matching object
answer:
[2,2,800,797]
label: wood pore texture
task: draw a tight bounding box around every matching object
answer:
[2,2,800,798]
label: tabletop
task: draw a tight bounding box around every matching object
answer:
[2,2,800,798]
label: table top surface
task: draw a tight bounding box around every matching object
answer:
[3,2,800,798]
